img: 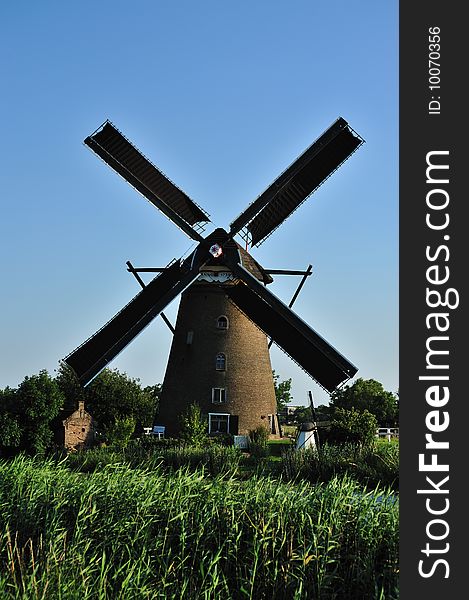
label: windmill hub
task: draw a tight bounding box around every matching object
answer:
[209,243,223,258]
[64,117,364,437]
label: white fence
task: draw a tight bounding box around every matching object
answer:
[375,427,399,441]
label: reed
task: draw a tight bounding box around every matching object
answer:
[64,441,242,477]
[0,455,398,599]
[281,441,399,490]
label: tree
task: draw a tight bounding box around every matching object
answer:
[273,370,293,413]
[144,383,162,417]
[328,407,378,446]
[314,404,334,422]
[85,369,156,440]
[0,386,16,411]
[0,412,22,453]
[292,406,313,424]
[55,361,85,411]
[329,378,398,426]
[14,370,64,454]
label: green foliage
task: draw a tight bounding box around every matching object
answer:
[0,456,399,599]
[55,361,85,410]
[63,440,242,478]
[16,370,64,423]
[143,383,162,415]
[249,424,270,445]
[330,378,398,426]
[104,416,136,449]
[2,366,163,456]
[57,364,160,444]
[0,388,22,452]
[86,369,156,439]
[179,402,209,447]
[328,407,378,446]
[0,412,22,450]
[248,425,270,458]
[293,405,313,423]
[2,370,64,455]
[293,403,335,424]
[267,438,293,457]
[315,404,334,421]
[0,387,16,412]
[272,370,293,412]
[281,440,399,490]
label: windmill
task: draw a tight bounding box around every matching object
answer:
[295,391,320,451]
[64,117,364,437]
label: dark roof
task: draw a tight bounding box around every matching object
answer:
[236,244,273,284]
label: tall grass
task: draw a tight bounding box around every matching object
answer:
[281,441,399,490]
[61,439,398,490]
[0,455,398,599]
[63,440,242,477]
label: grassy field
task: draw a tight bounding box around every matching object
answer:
[61,437,398,491]
[0,452,398,599]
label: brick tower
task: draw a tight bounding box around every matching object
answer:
[157,246,280,437]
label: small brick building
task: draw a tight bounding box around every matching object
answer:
[157,246,280,438]
[56,400,95,451]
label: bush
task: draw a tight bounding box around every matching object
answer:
[104,416,136,449]
[281,441,399,490]
[0,413,22,452]
[327,408,378,446]
[248,425,270,458]
[86,369,156,438]
[179,403,209,447]
[267,439,293,457]
[211,432,234,447]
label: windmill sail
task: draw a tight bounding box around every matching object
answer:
[65,261,198,386]
[230,117,363,246]
[85,121,210,241]
[64,228,229,386]
[225,262,357,392]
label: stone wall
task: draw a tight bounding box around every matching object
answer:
[62,401,95,451]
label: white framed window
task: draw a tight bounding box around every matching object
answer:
[215,353,226,371]
[216,315,229,329]
[208,413,230,434]
[212,387,226,404]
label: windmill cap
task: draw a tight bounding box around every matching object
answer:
[299,422,316,431]
[236,244,273,284]
[200,236,273,284]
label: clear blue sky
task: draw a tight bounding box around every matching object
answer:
[0,1,398,406]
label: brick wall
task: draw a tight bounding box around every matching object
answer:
[62,401,95,451]
[158,283,279,437]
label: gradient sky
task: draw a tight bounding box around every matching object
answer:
[0,1,398,406]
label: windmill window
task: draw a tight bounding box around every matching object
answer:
[208,413,230,434]
[212,387,226,404]
[215,353,226,371]
[216,316,228,329]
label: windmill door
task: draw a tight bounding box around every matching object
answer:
[229,415,239,436]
